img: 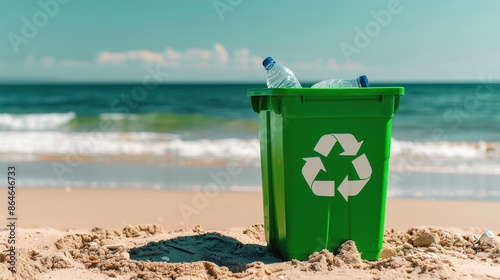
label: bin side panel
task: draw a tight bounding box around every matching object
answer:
[349,118,393,260]
[258,110,278,252]
[269,112,288,253]
[281,117,333,259]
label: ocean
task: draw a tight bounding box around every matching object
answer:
[0,83,499,200]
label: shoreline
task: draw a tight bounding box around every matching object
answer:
[9,188,500,232]
[3,159,499,201]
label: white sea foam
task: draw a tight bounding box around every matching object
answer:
[0,112,75,130]
[0,131,261,159]
[391,138,500,158]
[0,131,498,174]
[165,138,260,158]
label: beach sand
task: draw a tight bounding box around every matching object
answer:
[1,189,499,279]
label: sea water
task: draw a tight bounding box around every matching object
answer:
[0,83,498,200]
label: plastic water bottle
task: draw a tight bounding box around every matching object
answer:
[311,75,369,88]
[262,57,302,88]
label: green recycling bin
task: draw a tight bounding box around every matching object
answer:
[247,87,404,261]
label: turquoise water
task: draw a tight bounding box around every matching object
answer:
[0,83,499,200]
[0,83,498,141]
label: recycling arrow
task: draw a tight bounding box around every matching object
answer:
[311,181,335,197]
[338,154,372,201]
[302,157,325,187]
[314,133,363,156]
[301,157,334,197]
[302,133,371,201]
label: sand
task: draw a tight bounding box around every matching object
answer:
[1,189,500,279]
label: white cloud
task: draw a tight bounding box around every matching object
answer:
[8,43,367,82]
[95,43,263,70]
[97,49,165,65]
[24,55,91,68]
[189,48,213,60]
[328,58,340,70]
[213,42,228,65]
[165,47,183,60]
[234,48,249,68]
[93,43,365,74]
[251,56,264,69]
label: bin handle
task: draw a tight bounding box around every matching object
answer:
[250,96,282,114]
[394,95,401,113]
[251,96,260,113]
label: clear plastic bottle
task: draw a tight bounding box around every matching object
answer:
[262,57,302,88]
[311,75,369,88]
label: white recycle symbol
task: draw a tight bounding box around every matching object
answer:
[301,133,372,201]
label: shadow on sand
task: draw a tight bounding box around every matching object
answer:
[129,232,283,272]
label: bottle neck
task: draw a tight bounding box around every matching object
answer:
[265,62,276,70]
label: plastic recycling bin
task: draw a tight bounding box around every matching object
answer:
[247,87,404,260]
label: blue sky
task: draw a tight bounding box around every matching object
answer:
[1,0,500,83]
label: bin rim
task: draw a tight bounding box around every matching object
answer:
[247,87,404,97]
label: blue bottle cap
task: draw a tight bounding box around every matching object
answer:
[358,75,369,87]
[262,57,275,69]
